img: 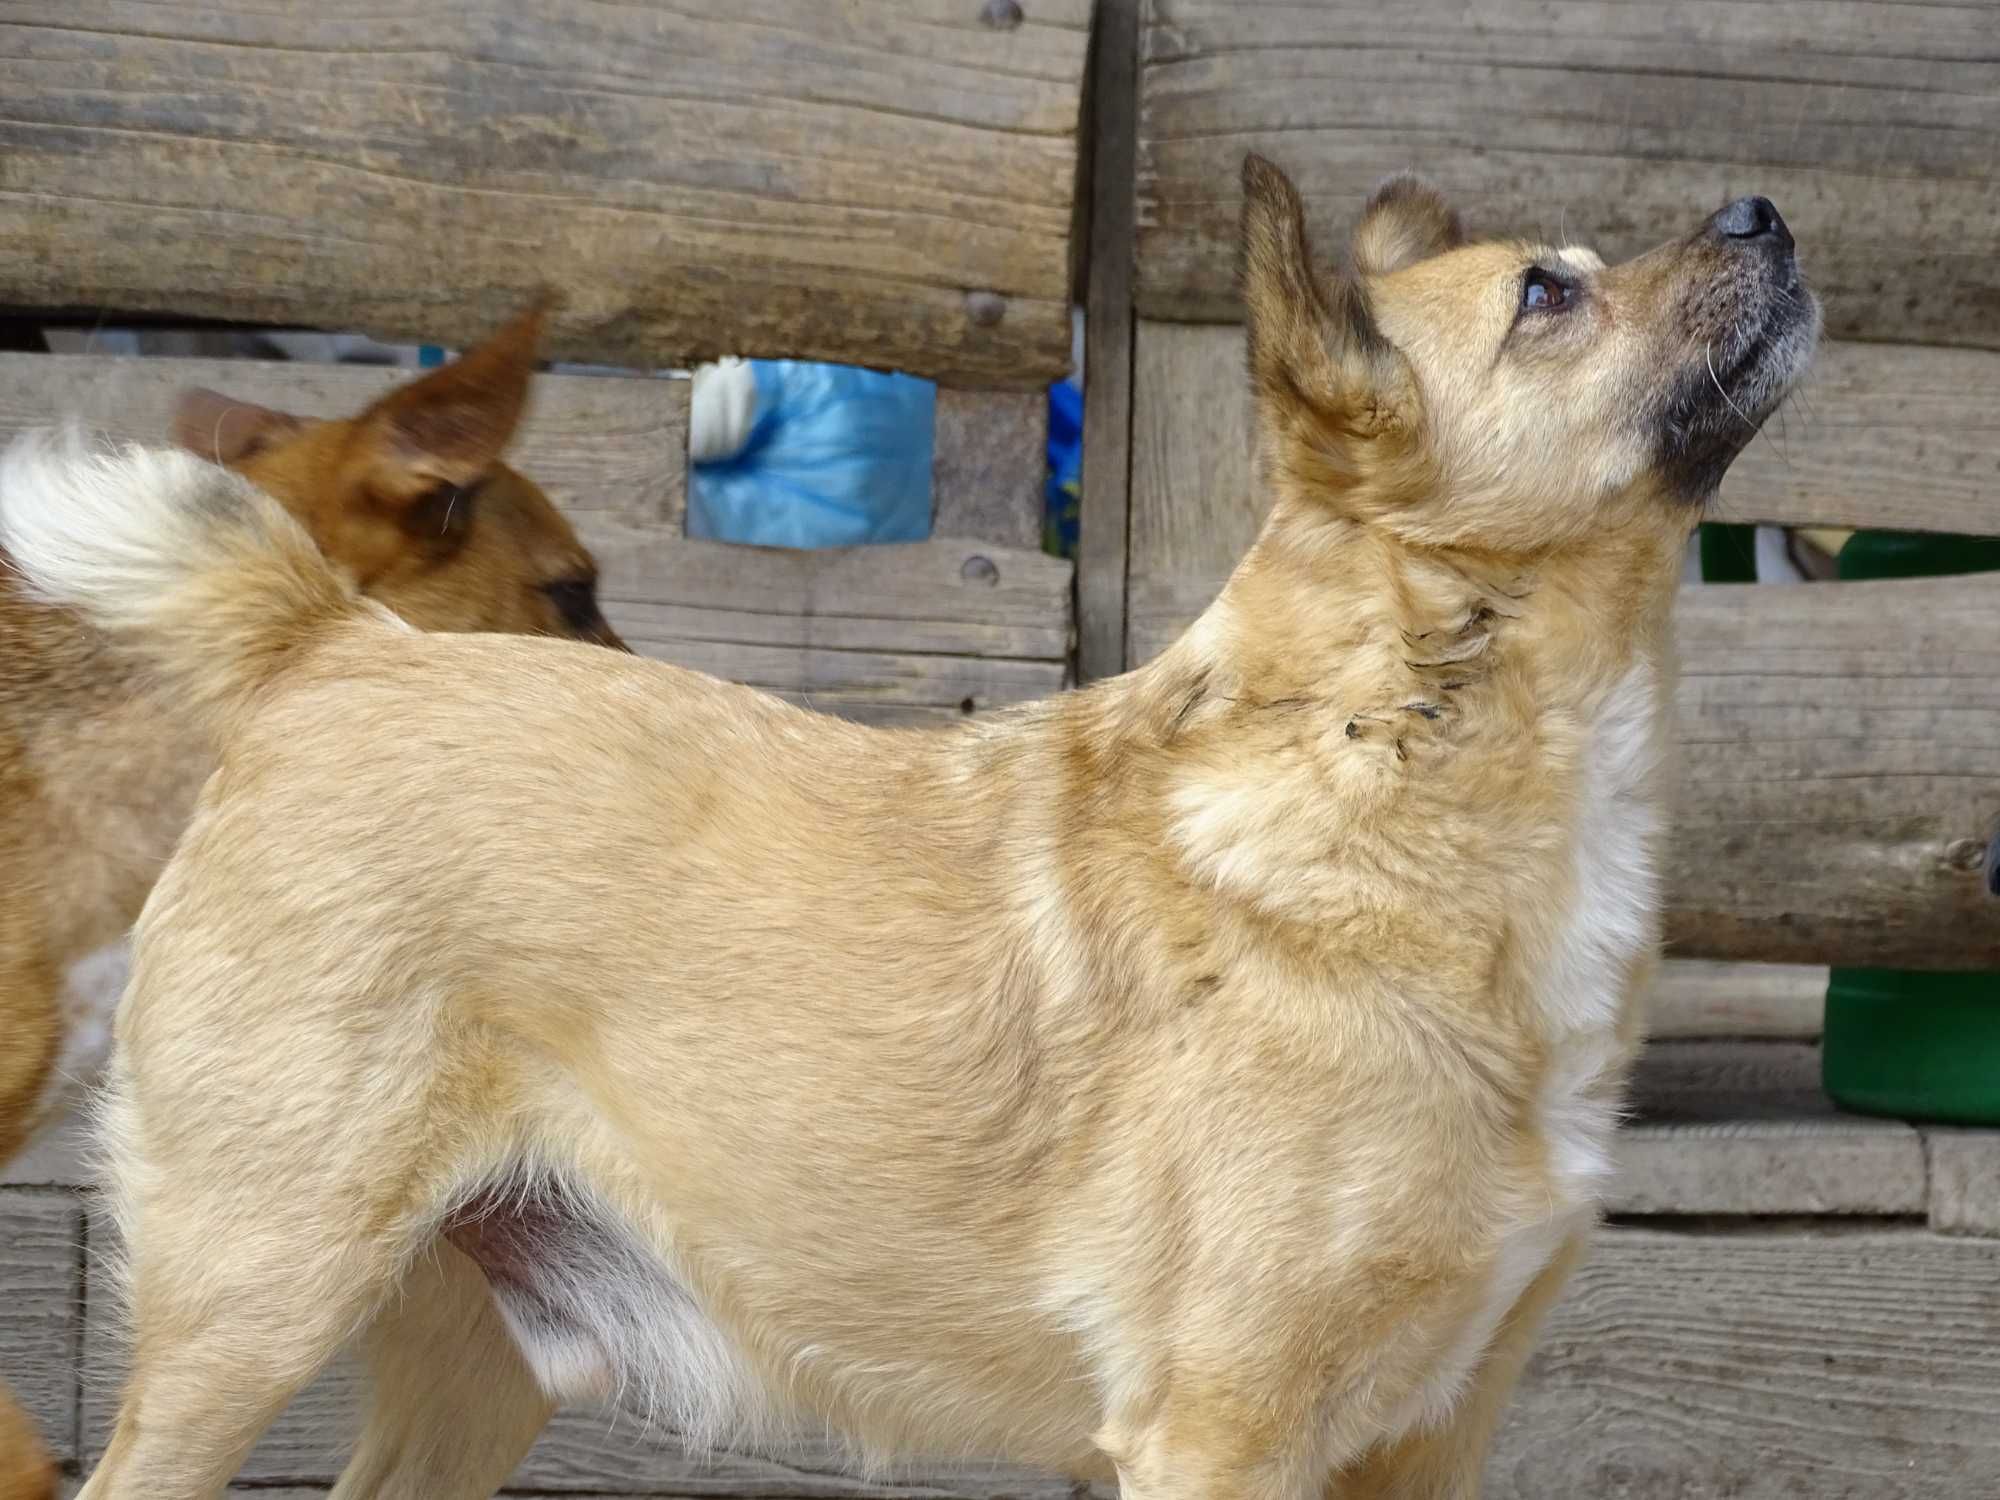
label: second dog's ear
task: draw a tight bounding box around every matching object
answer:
[354,297,550,517]
[171,389,306,467]
[1351,173,1463,277]
[1240,154,1403,442]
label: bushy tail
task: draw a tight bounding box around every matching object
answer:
[0,428,378,735]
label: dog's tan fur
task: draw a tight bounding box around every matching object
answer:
[5,160,1816,1500]
[0,305,623,1498]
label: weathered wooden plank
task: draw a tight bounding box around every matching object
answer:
[1927,1130,2000,1239]
[633,639,1063,717]
[1723,341,2000,536]
[1494,1227,2000,1498]
[1613,1040,1924,1217]
[930,389,1046,553]
[1646,960,1826,1040]
[1629,1040,1833,1124]
[1127,321,2000,968]
[0,1107,90,1190]
[589,531,1072,716]
[1135,1,2000,351]
[0,1189,82,1463]
[1076,0,1140,682]
[0,2,1090,387]
[1125,322,1257,657]
[1613,1119,1926,1217]
[0,353,687,529]
[1669,571,2000,966]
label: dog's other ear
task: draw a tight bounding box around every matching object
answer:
[1240,155,1400,440]
[171,388,307,467]
[1351,172,1463,278]
[353,294,552,517]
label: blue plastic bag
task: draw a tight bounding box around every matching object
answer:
[1043,378,1082,559]
[689,360,935,549]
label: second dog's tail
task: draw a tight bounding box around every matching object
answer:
[0,429,382,735]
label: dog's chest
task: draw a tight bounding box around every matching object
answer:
[1397,662,1665,1436]
[1532,660,1664,1193]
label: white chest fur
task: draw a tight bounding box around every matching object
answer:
[1394,662,1665,1435]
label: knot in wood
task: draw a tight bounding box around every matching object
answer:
[980,0,1025,30]
[1945,837,1986,873]
[960,554,1001,586]
[964,290,1008,327]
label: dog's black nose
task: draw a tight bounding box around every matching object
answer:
[1712,196,1792,249]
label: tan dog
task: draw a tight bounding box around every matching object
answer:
[3,159,1816,1500]
[0,305,623,1498]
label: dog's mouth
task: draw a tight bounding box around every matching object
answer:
[1652,269,1820,501]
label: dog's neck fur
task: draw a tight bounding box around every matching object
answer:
[1167,492,1683,731]
[1073,488,1687,1038]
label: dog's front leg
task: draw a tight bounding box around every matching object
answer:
[1331,1230,1591,1500]
[1096,1397,1329,1500]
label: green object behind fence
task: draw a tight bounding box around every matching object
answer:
[1822,530,2000,1125]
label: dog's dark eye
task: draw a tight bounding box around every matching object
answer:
[543,577,604,633]
[1521,269,1570,311]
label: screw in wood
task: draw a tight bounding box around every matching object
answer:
[964,290,1008,327]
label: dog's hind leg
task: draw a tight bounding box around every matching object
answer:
[75,971,449,1500]
[329,1240,555,1500]
[0,1381,57,1500]
[0,919,61,1172]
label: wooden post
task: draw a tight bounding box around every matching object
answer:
[1076,0,1139,682]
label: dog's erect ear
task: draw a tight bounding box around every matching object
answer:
[1240,155,1397,435]
[353,295,552,516]
[1351,172,1463,278]
[171,389,306,467]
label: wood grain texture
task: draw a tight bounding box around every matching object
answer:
[1128,322,2000,967]
[1669,568,2000,966]
[0,353,687,529]
[1613,1118,1925,1216]
[1134,0,2000,350]
[590,530,1072,718]
[1076,0,1140,682]
[1926,1130,2000,1238]
[1646,959,1827,1040]
[1723,341,2000,536]
[0,1189,81,1463]
[1495,1227,2000,1498]
[0,1,1090,387]
[930,388,1047,553]
[0,1109,89,1190]
[1615,1040,1924,1216]
[1629,1039,1834,1124]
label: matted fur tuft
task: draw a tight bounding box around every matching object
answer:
[0,427,384,734]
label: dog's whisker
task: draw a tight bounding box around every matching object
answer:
[1704,342,1763,440]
